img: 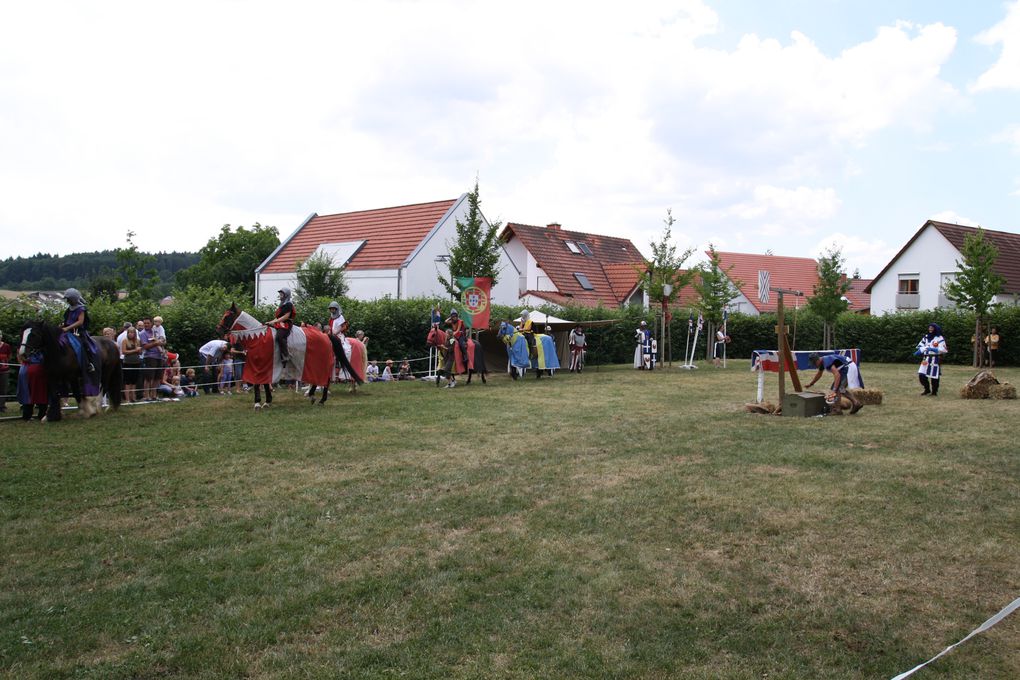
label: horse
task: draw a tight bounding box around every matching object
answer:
[426,327,488,385]
[17,320,122,421]
[496,321,560,379]
[216,304,365,409]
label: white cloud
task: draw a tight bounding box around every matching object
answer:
[929,211,981,226]
[992,125,1020,152]
[972,1,1020,91]
[0,1,967,262]
[812,233,896,279]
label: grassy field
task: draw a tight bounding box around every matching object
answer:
[1,362,1018,679]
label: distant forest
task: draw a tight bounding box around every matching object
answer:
[0,251,199,291]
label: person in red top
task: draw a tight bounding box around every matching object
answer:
[444,309,469,367]
[265,287,296,366]
[0,330,12,413]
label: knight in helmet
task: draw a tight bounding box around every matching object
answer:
[60,288,98,374]
[519,309,537,359]
[444,308,469,365]
[266,288,296,366]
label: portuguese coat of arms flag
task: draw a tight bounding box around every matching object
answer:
[456,276,492,329]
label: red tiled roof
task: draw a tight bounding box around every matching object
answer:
[930,222,1020,293]
[260,198,459,273]
[844,278,872,312]
[865,220,1020,294]
[502,223,646,307]
[603,262,646,301]
[713,251,820,313]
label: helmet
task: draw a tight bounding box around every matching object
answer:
[450,309,459,316]
[640,320,647,326]
[545,325,552,332]
[327,301,340,310]
[520,309,530,319]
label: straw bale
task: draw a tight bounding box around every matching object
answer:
[848,388,883,405]
[988,383,1017,400]
[961,371,1000,399]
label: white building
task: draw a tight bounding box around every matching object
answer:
[865,220,1020,314]
[255,195,519,305]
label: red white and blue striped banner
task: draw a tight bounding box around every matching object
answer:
[751,348,861,372]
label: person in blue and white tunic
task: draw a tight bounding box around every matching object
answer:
[634,321,653,369]
[916,322,948,396]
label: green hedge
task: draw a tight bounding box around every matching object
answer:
[3,290,1017,369]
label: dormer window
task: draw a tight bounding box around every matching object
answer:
[574,273,594,290]
[577,242,593,256]
[564,240,581,254]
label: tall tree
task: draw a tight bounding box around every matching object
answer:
[437,180,503,298]
[640,208,696,305]
[176,223,280,299]
[295,251,348,302]
[807,247,851,349]
[944,228,1005,367]
[693,245,741,358]
[116,230,160,299]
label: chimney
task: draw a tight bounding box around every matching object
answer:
[547,222,561,230]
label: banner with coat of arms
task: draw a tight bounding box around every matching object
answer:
[456,276,492,329]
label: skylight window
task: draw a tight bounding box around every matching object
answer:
[564,240,581,254]
[312,240,366,267]
[577,242,594,256]
[574,273,594,290]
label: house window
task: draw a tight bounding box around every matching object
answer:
[564,240,581,254]
[939,272,955,308]
[897,274,920,309]
[897,277,918,294]
[574,273,594,290]
[577,242,594,256]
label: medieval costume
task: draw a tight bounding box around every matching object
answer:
[635,321,652,369]
[60,288,101,397]
[17,348,48,420]
[326,301,361,384]
[569,325,586,373]
[916,322,948,396]
[445,309,469,362]
[519,310,537,359]
[269,288,295,366]
[806,353,862,414]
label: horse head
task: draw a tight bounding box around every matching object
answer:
[426,326,446,349]
[216,303,240,336]
[497,321,516,346]
[18,320,59,362]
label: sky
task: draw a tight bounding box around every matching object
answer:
[2,0,1018,277]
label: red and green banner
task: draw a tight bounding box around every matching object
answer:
[456,276,492,329]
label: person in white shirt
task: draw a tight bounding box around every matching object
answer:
[198,338,229,394]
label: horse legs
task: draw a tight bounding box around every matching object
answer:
[46,388,62,422]
[253,384,263,410]
[466,369,472,385]
[265,383,273,405]
[318,385,328,404]
[307,384,318,403]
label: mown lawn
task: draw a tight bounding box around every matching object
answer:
[1,362,1018,679]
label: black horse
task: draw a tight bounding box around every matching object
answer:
[18,320,122,421]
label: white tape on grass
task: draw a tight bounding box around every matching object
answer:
[890,596,1020,679]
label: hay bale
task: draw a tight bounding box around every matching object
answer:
[745,401,780,415]
[989,383,1017,400]
[961,371,1000,399]
[848,388,883,405]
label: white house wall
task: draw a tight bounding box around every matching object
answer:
[870,226,961,314]
[401,201,520,306]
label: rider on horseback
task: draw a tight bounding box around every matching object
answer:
[444,308,469,364]
[325,300,362,385]
[519,309,537,359]
[59,288,98,374]
[266,288,295,367]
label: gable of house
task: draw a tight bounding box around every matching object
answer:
[713,252,821,314]
[502,223,646,307]
[259,198,459,275]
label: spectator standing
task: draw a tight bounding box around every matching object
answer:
[0,330,11,413]
[985,327,1001,368]
[116,322,132,356]
[119,326,144,403]
[138,317,164,401]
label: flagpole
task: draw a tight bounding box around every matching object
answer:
[682,311,694,369]
[722,310,728,369]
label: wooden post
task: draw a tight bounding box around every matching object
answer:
[772,286,805,405]
[777,293,786,404]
